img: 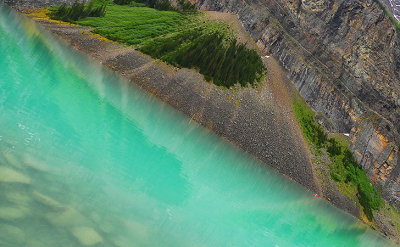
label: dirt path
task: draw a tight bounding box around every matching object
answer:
[202,11,258,50]
[263,57,323,195]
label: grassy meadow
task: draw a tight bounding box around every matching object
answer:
[49,0,265,88]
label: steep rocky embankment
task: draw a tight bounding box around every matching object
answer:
[381,0,400,22]
[3,0,74,9]
[189,0,400,210]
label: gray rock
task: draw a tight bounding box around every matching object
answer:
[0,224,26,245]
[33,191,64,211]
[46,207,87,227]
[0,207,27,220]
[71,227,103,246]
[0,166,30,184]
[3,0,75,9]
[191,0,400,210]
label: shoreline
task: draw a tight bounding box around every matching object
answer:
[5,3,398,242]
[23,10,359,211]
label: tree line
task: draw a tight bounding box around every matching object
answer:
[140,29,265,87]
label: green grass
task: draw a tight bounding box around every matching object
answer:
[293,96,327,149]
[113,0,146,7]
[49,0,265,87]
[77,3,188,45]
[48,1,107,21]
[292,95,382,220]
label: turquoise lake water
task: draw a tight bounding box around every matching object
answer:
[0,4,395,247]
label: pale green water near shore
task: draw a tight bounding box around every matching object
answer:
[0,4,394,246]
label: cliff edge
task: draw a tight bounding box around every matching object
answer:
[188,0,400,211]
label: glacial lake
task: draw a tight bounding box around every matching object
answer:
[0,3,394,247]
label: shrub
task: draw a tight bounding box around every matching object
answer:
[154,0,173,11]
[113,0,133,4]
[292,98,382,219]
[330,172,341,182]
[327,138,342,157]
[292,100,327,148]
[127,0,193,11]
[50,0,107,21]
[133,0,173,10]
[129,2,146,7]
[330,143,382,219]
[177,0,195,11]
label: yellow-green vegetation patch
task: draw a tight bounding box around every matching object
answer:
[328,132,350,146]
[292,92,382,220]
[380,201,400,233]
[48,0,265,88]
[77,3,188,45]
[336,181,358,201]
[292,93,327,148]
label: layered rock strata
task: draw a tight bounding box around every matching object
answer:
[3,0,74,9]
[380,0,400,22]
[189,0,400,209]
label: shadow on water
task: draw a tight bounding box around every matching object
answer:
[0,2,396,247]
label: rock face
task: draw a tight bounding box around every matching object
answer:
[380,0,400,22]
[0,166,31,184]
[2,0,74,9]
[71,227,103,246]
[189,0,400,209]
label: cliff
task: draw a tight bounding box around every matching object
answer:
[380,0,400,22]
[187,0,400,210]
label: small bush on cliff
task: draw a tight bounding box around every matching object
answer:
[292,97,382,220]
[327,138,341,157]
[113,0,132,4]
[329,143,382,219]
[177,0,195,11]
[126,0,194,11]
[113,0,146,7]
[128,0,174,10]
[293,100,327,148]
[50,0,107,22]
